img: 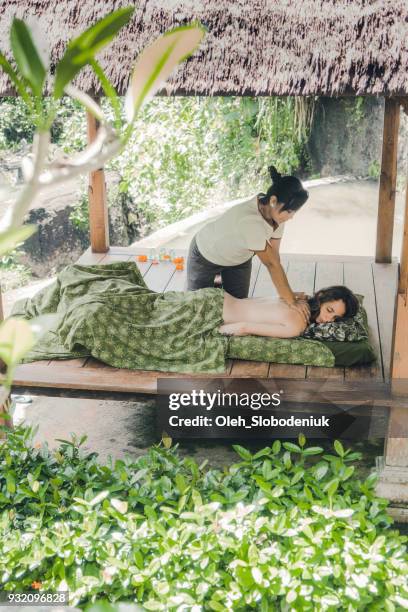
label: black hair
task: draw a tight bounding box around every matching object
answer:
[308,286,360,324]
[258,165,309,212]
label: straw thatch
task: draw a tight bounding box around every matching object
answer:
[0,1,407,97]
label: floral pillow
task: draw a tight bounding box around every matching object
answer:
[302,295,369,342]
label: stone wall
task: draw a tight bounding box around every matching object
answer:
[307,97,408,182]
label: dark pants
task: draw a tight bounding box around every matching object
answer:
[187,237,252,298]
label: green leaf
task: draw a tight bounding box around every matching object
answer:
[6,473,16,494]
[272,440,281,454]
[0,318,35,366]
[251,567,263,585]
[314,462,329,480]
[191,488,202,508]
[0,225,36,257]
[332,508,354,518]
[30,480,40,493]
[342,465,355,481]
[271,485,284,498]
[324,478,339,497]
[302,446,324,456]
[89,490,110,506]
[232,445,252,461]
[111,498,128,514]
[54,7,134,98]
[125,24,206,121]
[365,472,378,488]
[283,442,302,453]
[252,475,272,493]
[64,84,104,121]
[175,473,188,494]
[208,602,225,612]
[0,50,31,103]
[10,19,46,97]
[291,470,304,485]
[298,433,306,447]
[253,447,270,460]
[248,543,259,565]
[334,440,345,457]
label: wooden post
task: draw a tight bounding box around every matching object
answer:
[375,98,400,264]
[399,177,408,295]
[376,127,408,518]
[86,111,109,253]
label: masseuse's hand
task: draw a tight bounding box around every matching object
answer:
[293,291,309,300]
[289,299,310,326]
[219,322,247,336]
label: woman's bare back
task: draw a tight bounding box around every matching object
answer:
[221,292,307,337]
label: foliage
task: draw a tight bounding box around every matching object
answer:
[1,95,312,233]
[0,97,36,147]
[69,186,90,231]
[351,97,366,127]
[0,428,407,610]
[0,249,32,291]
[368,159,381,180]
[108,96,309,230]
[0,10,205,401]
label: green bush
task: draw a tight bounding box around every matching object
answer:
[0,427,407,610]
[0,250,32,291]
[0,97,86,149]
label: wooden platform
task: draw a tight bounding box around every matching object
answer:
[10,246,398,397]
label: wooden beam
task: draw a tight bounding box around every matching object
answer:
[399,174,408,294]
[375,98,400,263]
[391,294,408,378]
[86,111,109,253]
[377,293,408,513]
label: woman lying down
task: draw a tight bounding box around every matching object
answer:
[12,262,359,374]
[220,285,359,338]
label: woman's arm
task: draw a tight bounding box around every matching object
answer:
[255,239,295,303]
[254,240,310,324]
[219,321,305,338]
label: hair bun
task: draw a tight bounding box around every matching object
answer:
[268,165,282,183]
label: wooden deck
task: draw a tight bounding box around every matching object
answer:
[10,246,398,396]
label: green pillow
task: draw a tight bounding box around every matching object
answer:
[227,336,335,367]
[318,339,376,367]
[302,295,369,342]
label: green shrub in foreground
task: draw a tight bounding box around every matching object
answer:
[0,427,407,611]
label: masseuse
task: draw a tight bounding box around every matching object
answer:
[187,165,310,321]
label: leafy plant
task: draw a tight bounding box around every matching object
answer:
[0,429,406,610]
[0,9,205,408]
[368,159,381,179]
[106,96,310,231]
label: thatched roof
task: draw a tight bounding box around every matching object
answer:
[0,0,408,97]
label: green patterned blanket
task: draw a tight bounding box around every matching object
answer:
[12,262,335,373]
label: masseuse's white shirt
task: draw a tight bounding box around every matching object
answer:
[195,195,285,266]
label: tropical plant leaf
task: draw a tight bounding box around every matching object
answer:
[0,50,31,103]
[0,318,35,366]
[10,18,46,97]
[0,225,36,257]
[54,7,134,98]
[124,24,205,121]
[64,84,104,121]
